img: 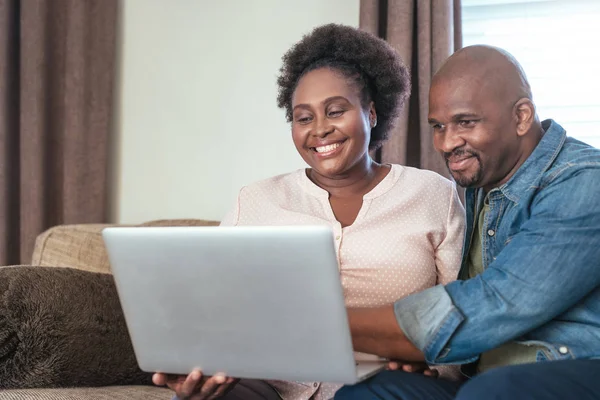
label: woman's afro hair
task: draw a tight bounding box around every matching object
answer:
[277,23,411,150]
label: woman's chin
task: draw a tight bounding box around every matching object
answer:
[309,164,348,179]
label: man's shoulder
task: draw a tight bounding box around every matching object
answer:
[543,137,600,184]
[556,137,600,165]
[499,130,600,206]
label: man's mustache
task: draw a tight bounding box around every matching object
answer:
[443,148,479,162]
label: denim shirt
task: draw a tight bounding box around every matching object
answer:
[394,120,600,365]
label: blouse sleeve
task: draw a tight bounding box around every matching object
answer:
[430,184,466,380]
[435,182,466,285]
[219,187,245,227]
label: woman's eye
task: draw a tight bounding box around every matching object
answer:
[328,109,345,117]
[295,115,312,124]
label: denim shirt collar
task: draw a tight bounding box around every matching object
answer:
[466,119,567,204]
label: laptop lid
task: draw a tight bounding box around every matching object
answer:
[102,226,361,383]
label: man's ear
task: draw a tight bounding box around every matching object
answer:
[514,98,535,137]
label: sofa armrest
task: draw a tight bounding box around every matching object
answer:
[31,219,220,274]
[31,224,121,274]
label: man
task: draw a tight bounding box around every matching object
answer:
[335,45,600,399]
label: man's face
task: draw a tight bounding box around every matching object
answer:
[428,76,521,191]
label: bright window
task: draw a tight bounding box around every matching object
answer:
[462,0,600,148]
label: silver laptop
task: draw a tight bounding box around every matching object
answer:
[102,226,385,384]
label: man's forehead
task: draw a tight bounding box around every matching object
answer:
[433,71,486,93]
[430,76,486,113]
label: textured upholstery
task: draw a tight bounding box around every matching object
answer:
[31,219,220,273]
[9,219,219,399]
[0,386,172,400]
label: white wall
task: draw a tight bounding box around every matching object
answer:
[111,0,360,223]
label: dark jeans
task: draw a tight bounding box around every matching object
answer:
[173,379,281,400]
[335,359,600,400]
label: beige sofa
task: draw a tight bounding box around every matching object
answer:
[0,219,219,400]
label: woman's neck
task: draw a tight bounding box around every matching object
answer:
[308,156,386,198]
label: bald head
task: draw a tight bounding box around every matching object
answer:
[433,45,532,107]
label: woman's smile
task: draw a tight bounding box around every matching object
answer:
[310,140,347,158]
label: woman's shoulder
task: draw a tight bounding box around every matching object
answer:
[237,169,304,197]
[385,165,463,224]
[391,164,455,190]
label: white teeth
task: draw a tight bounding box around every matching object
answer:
[315,143,341,153]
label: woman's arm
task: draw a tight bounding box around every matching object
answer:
[436,183,466,285]
[348,181,465,363]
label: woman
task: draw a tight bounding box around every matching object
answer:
[154,24,465,400]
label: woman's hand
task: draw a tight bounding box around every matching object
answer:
[387,361,439,378]
[153,370,240,400]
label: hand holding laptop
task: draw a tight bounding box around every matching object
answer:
[386,361,438,378]
[153,369,238,400]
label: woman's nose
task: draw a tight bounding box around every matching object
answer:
[314,117,334,137]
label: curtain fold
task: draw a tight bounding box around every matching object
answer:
[0,0,117,264]
[361,0,462,176]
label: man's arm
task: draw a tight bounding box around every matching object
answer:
[347,306,424,361]
[349,166,600,366]
[397,167,600,364]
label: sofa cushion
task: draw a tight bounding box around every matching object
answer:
[31,219,220,274]
[0,266,152,389]
[0,386,172,400]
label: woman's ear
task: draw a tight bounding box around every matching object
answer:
[514,98,535,137]
[369,102,377,128]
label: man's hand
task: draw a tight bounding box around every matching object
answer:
[153,370,239,400]
[387,361,439,378]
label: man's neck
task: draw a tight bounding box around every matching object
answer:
[482,123,545,193]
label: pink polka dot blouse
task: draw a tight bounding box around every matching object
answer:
[220,164,466,399]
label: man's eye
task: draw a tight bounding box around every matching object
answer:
[431,123,443,131]
[459,120,476,127]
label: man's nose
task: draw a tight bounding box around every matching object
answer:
[434,128,465,154]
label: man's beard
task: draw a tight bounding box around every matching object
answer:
[450,167,483,188]
[444,149,483,188]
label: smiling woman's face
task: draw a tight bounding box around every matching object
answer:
[291,67,375,178]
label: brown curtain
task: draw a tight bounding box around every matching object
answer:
[361,0,462,176]
[0,0,117,265]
